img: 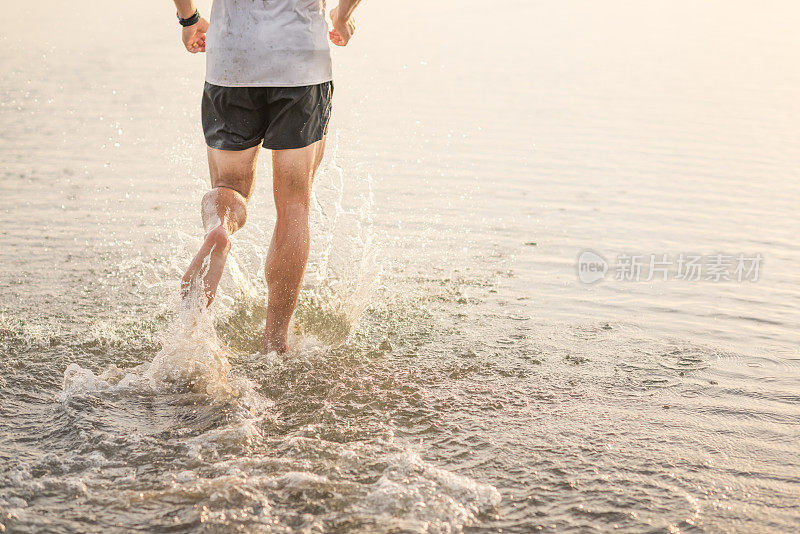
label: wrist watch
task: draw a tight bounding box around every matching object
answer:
[178,9,201,27]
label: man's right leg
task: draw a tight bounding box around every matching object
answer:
[181,145,260,305]
[262,139,326,353]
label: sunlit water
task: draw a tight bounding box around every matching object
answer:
[2,1,799,532]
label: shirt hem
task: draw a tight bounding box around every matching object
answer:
[204,76,334,88]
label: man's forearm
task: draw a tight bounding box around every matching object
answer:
[173,0,197,19]
[335,0,362,22]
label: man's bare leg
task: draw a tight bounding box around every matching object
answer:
[263,138,326,353]
[182,145,259,305]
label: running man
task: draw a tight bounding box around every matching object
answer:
[173,0,362,353]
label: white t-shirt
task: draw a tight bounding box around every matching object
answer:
[205,0,333,87]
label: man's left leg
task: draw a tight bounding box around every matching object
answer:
[182,145,260,305]
[263,138,326,353]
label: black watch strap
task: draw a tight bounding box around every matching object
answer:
[178,9,201,27]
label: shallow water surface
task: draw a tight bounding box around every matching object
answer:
[1,0,799,532]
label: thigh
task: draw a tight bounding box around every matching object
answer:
[207,145,261,200]
[271,138,326,204]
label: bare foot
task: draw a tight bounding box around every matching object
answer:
[263,336,288,355]
[263,315,297,354]
[263,322,288,354]
[181,225,231,306]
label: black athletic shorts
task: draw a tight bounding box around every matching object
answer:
[201,81,333,151]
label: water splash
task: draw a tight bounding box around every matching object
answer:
[297,138,381,345]
[358,450,502,532]
[60,293,255,404]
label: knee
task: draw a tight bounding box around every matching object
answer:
[277,179,312,205]
[274,175,312,221]
[275,198,310,224]
[210,164,255,201]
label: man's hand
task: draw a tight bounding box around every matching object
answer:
[329,7,355,47]
[182,18,209,53]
